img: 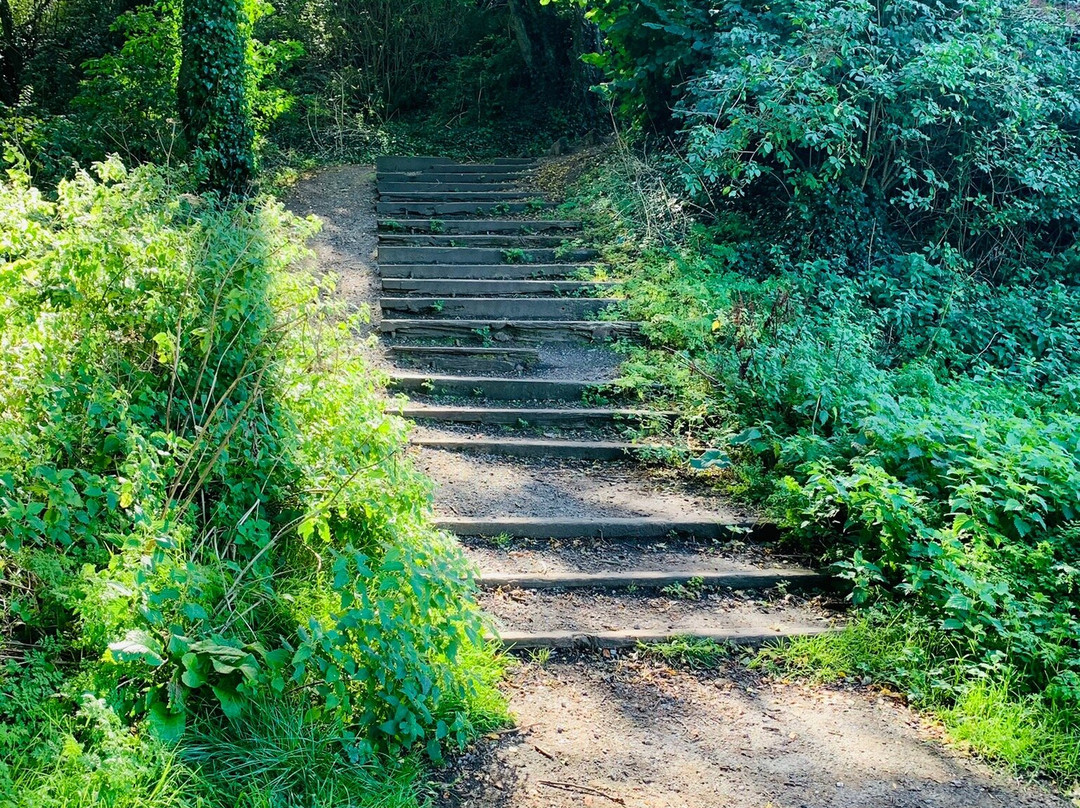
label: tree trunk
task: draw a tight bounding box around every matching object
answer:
[177,0,254,194]
[0,0,22,106]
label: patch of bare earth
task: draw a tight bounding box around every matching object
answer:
[283,164,382,325]
[434,657,1068,808]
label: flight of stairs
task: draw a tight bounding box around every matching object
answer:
[375,156,838,650]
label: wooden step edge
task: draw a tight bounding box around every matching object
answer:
[389,346,542,357]
[377,219,584,230]
[493,626,836,650]
[390,371,600,383]
[436,517,767,540]
[477,568,830,591]
[412,437,656,460]
[399,406,674,424]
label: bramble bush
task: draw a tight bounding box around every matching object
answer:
[0,155,505,806]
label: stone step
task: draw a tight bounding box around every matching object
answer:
[377,172,526,184]
[390,373,598,401]
[376,201,553,216]
[477,568,829,591]
[380,296,617,320]
[378,182,529,193]
[436,516,762,540]
[413,436,647,460]
[496,626,833,650]
[378,219,582,234]
[378,246,597,265]
[379,319,636,343]
[379,264,595,280]
[379,191,539,203]
[389,346,540,374]
[400,405,670,427]
[381,279,609,297]
[377,234,568,247]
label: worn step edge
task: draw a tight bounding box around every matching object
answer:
[379,320,638,343]
[378,219,583,233]
[378,235,570,247]
[379,192,541,202]
[412,437,653,460]
[376,202,554,216]
[380,279,612,296]
[477,568,828,591]
[400,406,671,426]
[380,297,618,319]
[390,373,597,401]
[494,626,834,650]
[378,183,532,194]
[378,246,597,264]
[379,264,596,280]
[377,173,528,184]
[436,516,764,540]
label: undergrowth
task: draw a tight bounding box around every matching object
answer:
[562,146,1080,782]
[0,155,508,806]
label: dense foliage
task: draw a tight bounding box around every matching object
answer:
[0,157,505,805]
[565,0,1080,779]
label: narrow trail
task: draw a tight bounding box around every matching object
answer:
[286,161,1069,808]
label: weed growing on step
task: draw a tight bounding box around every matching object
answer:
[640,637,730,670]
[661,577,706,601]
[528,648,552,666]
[502,248,529,264]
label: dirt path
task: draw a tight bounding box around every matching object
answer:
[434,656,1068,808]
[286,164,1070,808]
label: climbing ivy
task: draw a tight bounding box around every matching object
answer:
[177,0,254,193]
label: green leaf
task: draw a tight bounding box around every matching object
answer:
[148,703,186,744]
[212,685,245,720]
[108,630,165,667]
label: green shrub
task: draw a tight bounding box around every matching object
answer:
[0,155,504,803]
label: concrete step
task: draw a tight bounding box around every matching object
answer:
[380,296,617,320]
[436,516,762,540]
[380,279,610,297]
[390,373,598,401]
[378,219,582,234]
[400,405,671,427]
[379,319,636,343]
[379,191,540,203]
[496,626,833,650]
[377,234,568,247]
[378,182,529,193]
[376,201,553,216]
[378,246,597,265]
[413,436,647,460]
[379,264,595,280]
[477,568,829,591]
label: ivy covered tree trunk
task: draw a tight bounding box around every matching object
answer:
[177,0,254,194]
